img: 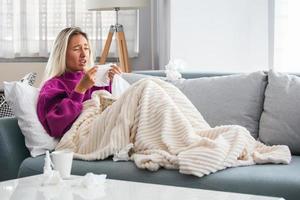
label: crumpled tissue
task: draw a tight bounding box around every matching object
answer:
[43,150,53,174]
[113,143,134,161]
[79,173,107,188]
[94,64,112,87]
[42,170,64,186]
[70,173,107,199]
[42,151,64,186]
[94,64,131,99]
[42,151,107,188]
[38,173,107,200]
[165,59,186,82]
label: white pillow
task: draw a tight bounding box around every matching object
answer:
[3,81,58,157]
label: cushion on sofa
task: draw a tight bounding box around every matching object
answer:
[0,72,37,118]
[259,71,300,155]
[3,82,58,157]
[174,71,267,138]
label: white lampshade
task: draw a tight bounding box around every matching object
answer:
[87,0,148,11]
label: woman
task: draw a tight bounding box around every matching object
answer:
[40,28,290,178]
[37,27,121,138]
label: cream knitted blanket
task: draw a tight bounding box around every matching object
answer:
[56,78,291,177]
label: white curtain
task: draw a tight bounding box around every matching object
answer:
[274,0,300,72]
[151,0,170,70]
[0,0,138,59]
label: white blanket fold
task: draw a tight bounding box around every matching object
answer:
[56,78,291,177]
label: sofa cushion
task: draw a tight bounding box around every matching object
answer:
[18,155,300,200]
[123,71,267,138]
[174,71,267,138]
[259,71,300,155]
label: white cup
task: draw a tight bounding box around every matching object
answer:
[51,150,73,178]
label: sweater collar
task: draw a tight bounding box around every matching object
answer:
[62,70,84,80]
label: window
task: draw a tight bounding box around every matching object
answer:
[0,0,139,60]
[274,0,300,73]
[170,0,269,72]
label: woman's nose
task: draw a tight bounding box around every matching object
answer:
[80,49,86,57]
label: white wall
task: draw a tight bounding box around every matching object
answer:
[0,63,45,89]
[170,0,269,72]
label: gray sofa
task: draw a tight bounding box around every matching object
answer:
[0,71,299,200]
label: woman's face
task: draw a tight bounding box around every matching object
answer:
[66,34,90,72]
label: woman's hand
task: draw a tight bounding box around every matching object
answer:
[108,65,122,80]
[75,66,97,94]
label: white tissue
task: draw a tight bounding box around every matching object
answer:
[43,151,54,175]
[80,173,107,188]
[111,74,131,98]
[113,143,134,161]
[39,173,107,200]
[71,173,107,199]
[94,64,112,87]
[42,170,64,186]
[42,151,64,186]
[165,59,186,81]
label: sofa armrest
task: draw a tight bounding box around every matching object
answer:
[0,117,30,181]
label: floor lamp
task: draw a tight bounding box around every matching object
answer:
[87,0,148,73]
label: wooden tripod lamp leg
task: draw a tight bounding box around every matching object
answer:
[116,25,130,72]
[99,25,115,64]
[99,24,131,73]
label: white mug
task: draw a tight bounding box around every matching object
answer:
[51,150,73,178]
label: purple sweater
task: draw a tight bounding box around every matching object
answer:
[37,71,111,138]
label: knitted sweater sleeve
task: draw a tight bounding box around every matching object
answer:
[37,82,84,138]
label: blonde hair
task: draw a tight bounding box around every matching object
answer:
[41,27,94,85]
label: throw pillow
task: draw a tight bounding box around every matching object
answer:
[0,94,14,118]
[20,72,37,86]
[0,72,37,118]
[259,71,300,155]
[173,71,267,138]
[3,81,58,157]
